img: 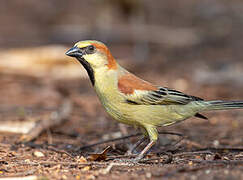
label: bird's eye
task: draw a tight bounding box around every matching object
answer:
[86,45,95,54]
[88,45,94,51]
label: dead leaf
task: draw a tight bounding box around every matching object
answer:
[87,146,111,161]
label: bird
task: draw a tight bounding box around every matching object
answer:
[66,40,243,162]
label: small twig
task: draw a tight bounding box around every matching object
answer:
[19,98,72,142]
[168,147,243,158]
[139,154,173,164]
[196,147,243,153]
[78,131,183,150]
[191,159,243,165]
[173,150,214,157]
[78,133,141,150]
[106,154,137,160]
[13,160,110,167]
[46,146,74,159]
[171,148,243,158]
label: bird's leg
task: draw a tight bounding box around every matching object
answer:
[126,136,147,155]
[133,125,158,162]
[116,126,158,163]
[134,140,156,161]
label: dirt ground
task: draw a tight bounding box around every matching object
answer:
[1,1,243,179]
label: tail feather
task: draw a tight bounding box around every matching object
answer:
[203,100,243,111]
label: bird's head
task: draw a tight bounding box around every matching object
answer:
[66,40,117,70]
[66,40,117,85]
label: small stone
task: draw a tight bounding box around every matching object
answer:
[223,156,230,160]
[146,172,152,178]
[224,169,229,175]
[25,159,31,163]
[205,169,210,174]
[205,154,214,161]
[62,175,67,179]
[188,161,193,166]
[213,140,219,147]
[195,155,202,159]
[86,175,95,180]
[235,153,243,158]
[81,166,91,172]
[33,151,45,157]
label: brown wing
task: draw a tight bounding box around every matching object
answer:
[120,86,204,105]
[118,73,207,119]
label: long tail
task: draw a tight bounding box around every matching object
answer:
[199,100,243,111]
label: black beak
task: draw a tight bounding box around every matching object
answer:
[65,46,83,58]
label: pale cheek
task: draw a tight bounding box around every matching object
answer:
[84,54,106,68]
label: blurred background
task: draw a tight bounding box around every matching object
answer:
[0,0,243,178]
[1,0,243,84]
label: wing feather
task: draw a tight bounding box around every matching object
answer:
[117,72,203,105]
[122,86,203,105]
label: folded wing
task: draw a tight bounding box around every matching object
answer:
[118,72,207,119]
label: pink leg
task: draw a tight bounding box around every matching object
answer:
[134,140,156,161]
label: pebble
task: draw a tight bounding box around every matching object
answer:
[33,151,45,157]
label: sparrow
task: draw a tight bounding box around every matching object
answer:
[66,40,243,162]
